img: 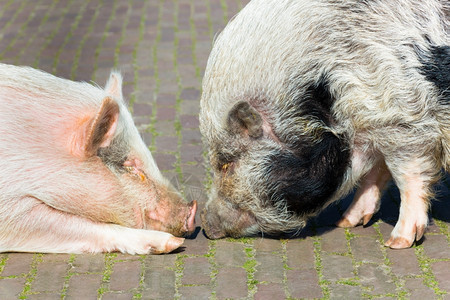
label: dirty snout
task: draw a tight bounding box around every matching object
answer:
[171,199,197,237]
[200,198,258,239]
[145,189,198,237]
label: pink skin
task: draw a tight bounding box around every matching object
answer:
[337,160,391,228]
[0,64,196,254]
[337,158,429,249]
[384,161,429,249]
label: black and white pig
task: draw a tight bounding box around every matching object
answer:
[199,0,449,249]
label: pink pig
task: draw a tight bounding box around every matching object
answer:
[0,63,197,254]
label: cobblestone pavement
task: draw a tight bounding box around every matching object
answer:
[0,0,449,299]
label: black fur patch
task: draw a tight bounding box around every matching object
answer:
[265,131,350,215]
[265,75,350,215]
[302,76,335,126]
[418,45,450,103]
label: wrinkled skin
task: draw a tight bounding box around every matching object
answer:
[200,0,449,248]
[0,63,196,254]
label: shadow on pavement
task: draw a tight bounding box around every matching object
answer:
[231,171,450,241]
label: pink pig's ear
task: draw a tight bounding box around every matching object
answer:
[83,97,120,157]
[105,71,123,99]
[70,97,120,158]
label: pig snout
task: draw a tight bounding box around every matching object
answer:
[151,199,197,237]
[200,208,226,239]
[185,200,197,235]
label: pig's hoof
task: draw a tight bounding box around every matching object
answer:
[336,214,373,228]
[152,237,185,254]
[384,236,413,249]
[362,214,373,226]
[385,223,426,249]
[165,237,184,253]
[336,217,355,228]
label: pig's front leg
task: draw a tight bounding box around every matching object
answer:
[0,197,184,254]
[384,159,431,249]
[336,160,391,227]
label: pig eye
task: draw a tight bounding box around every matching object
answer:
[220,162,235,173]
[124,165,147,182]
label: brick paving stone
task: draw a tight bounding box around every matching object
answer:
[133,102,153,116]
[378,222,395,242]
[156,93,177,106]
[215,240,247,267]
[182,233,210,256]
[155,136,178,153]
[319,227,348,253]
[358,264,396,296]
[321,254,354,281]
[386,247,421,276]
[180,144,204,163]
[142,268,176,299]
[71,254,105,274]
[255,252,284,284]
[1,253,34,276]
[349,224,378,236]
[153,152,177,171]
[426,222,442,234]
[254,283,286,300]
[329,284,362,299]
[179,285,211,300]
[350,236,384,263]
[287,269,323,299]
[156,106,176,121]
[154,120,177,136]
[32,254,69,293]
[404,277,436,299]
[182,257,211,285]
[286,238,316,270]
[180,87,200,101]
[180,100,201,115]
[102,292,134,300]
[181,129,203,145]
[109,260,141,291]
[114,254,140,262]
[145,254,177,269]
[66,273,102,299]
[27,292,61,300]
[423,235,450,259]
[431,261,450,293]
[253,238,283,253]
[180,114,200,129]
[0,277,25,298]
[216,266,248,299]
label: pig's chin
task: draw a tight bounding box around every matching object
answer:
[200,207,259,239]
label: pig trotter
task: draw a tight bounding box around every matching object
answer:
[159,237,185,254]
[335,217,357,228]
[383,159,431,249]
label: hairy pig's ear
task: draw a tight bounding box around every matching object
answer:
[227,101,263,138]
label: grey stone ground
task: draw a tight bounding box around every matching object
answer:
[0,0,448,299]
